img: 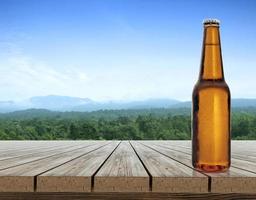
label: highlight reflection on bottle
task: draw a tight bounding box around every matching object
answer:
[192,19,231,172]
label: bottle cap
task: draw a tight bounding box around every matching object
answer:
[203,19,220,27]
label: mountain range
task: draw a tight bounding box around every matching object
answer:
[0,95,256,113]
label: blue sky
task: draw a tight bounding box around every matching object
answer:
[0,0,255,101]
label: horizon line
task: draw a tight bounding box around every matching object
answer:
[0,94,256,103]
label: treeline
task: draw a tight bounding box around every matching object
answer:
[0,108,255,140]
[0,115,190,140]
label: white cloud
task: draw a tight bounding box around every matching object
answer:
[0,50,92,101]
[0,49,197,101]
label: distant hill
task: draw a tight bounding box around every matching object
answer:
[231,98,256,107]
[0,95,256,113]
[0,106,256,121]
[0,96,180,113]
[0,100,20,113]
[72,98,180,111]
[29,95,93,110]
[162,99,256,108]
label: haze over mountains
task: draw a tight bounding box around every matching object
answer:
[0,95,256,113]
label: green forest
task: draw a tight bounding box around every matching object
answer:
[0,107,256,140]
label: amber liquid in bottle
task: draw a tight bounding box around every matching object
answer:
[192,19,231,172]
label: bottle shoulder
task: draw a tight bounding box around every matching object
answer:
[193,80,230,95]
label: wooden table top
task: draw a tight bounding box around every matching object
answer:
[0,140,255,199]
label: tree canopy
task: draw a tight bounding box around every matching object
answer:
[0,107,255,140]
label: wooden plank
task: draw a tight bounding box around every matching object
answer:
[0,141,93,157]
[94,141,149,192]
[0,192,256,200]
[0,141,109,192]
[37,141,120,192]
[0,143,80,161]
[231,158,256,174]
[232,141,256,150]
[155,141,256,174]
[0,142,97,170]
[0,141,90,150]
[140,141,256,193]
[161,141,256,160]
[226,143,256,161]
[208,168,256,193]
[130,141,208,193]
[154,141,256,170]
[156,142,192,154]
[0,140,254,195]
[0,142,58,153]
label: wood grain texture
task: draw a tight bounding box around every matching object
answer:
[140,141,256,193]
[94,141,149,192]
[151,141,256,175]
[37,141,120,192]
[0,141,80,152]
[0,140,255,196]
[130,141,208,193]
[0,142,108,192]
[148,141,256,173]
[0,143,79,161]
[160,140,256,158]
[0,192,256,200]
[0,142,97,170]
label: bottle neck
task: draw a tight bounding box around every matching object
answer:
[199,25,224,81]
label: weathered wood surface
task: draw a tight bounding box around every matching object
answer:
[37,141,119,192]
[94,141,149,192]
[0,140,255,199]
[1,192,256,200]
[0,141,108,192]
[140,141,256,193]
[130,141,208,193]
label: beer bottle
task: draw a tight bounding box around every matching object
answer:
[192,19,231,172]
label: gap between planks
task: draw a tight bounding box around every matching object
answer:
[93,141,149,192]
[130,141,208,193]
[36,141,121,192]
[0,141,111,192]
[140,141,256,193]
[0,142,100,171]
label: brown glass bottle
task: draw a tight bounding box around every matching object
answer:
[192,19,231,172]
